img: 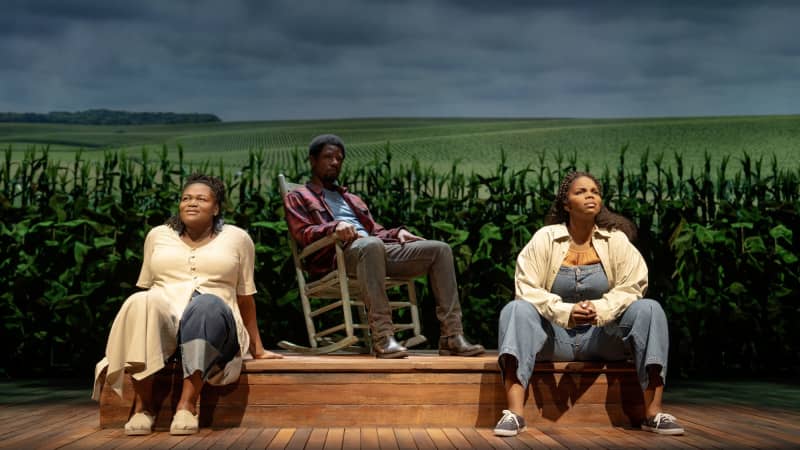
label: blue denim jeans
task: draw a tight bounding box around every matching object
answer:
[178,293,239,381]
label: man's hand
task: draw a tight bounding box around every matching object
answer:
[570,301,597,326]
[334,221,359,242]
[398,229,424,244]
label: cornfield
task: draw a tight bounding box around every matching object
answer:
[1,144,798,377]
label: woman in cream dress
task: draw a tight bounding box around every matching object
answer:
[93,174,281,435]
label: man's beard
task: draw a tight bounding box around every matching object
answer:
[321,173,338,184]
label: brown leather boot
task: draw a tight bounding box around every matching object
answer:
[373,335,408,359]
[439,334,485,356]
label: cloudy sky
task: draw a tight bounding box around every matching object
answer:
[2,0,798,121]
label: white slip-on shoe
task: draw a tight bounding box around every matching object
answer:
[169,409,199,435]
[124,412,154,436]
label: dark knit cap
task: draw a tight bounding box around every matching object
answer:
[308,134,346,157]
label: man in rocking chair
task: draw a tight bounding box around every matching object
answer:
[284,134,485,359]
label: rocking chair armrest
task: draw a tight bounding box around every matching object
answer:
[298,234,342,259]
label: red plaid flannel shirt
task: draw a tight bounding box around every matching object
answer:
[283,183,404,277]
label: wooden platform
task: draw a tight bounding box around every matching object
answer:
[98,351,645,430]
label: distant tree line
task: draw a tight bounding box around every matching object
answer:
[0,109,221,125]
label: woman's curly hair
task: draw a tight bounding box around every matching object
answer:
[544,171,637,242]
[165,173,226,234]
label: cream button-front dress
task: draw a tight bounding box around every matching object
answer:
[92,224,257,400]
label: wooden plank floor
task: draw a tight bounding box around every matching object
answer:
[2,394,799,448]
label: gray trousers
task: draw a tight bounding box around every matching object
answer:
[498,299,669,391]
[178,293,239,381]
[344,237,463,338]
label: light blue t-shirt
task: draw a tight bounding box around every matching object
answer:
[323,188,369,237]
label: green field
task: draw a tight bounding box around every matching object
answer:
[3,115,799,173]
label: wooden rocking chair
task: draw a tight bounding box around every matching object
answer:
[277,174,427,354]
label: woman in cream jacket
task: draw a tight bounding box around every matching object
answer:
[493,171,683,437]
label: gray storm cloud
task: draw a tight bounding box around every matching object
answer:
[1,0,798,120]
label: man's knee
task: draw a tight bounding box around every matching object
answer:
[355,236,385,257]
[427,239,452,256]
[419,240,454,267]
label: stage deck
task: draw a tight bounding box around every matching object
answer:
[3,367,800,449]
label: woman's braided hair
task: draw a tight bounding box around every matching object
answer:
[165,173,226,234]
[544,171,637,242]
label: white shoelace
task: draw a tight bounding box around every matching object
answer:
[652,412,678,426]
[497,410,521,428]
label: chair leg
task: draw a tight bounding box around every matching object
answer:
[296,272,317,349]
[335,244,360,346]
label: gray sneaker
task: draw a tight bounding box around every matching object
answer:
[493,409,526,437]
[642,412,685,435]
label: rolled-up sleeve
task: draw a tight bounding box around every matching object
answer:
[515,230,574,328]
[591,232,648,326]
